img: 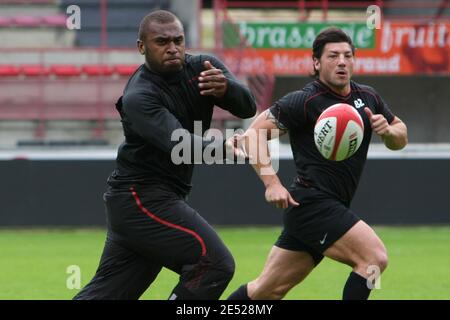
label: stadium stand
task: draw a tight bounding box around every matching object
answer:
[0,63,141,77]
[81,65,113,77]
[41,14,66,27]
[59,0,170,47]
[0,65,20,76]
[20,64,49,76]
[0,62,135,140]
[0,0,448,146]
[0,0,57,4]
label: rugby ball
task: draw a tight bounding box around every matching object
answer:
[314,103,364,161]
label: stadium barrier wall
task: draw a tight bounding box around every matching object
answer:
[1,155,449,226]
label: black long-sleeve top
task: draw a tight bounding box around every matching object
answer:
[108,53,257,196]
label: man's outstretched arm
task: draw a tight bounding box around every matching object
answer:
[227,109,299,209]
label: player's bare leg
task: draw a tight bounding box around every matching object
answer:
[247,246,316,300]
[324,220,388,299]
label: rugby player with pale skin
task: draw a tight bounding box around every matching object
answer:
[227,28,407,300]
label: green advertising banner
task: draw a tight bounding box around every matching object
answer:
[221,21,449,75]
[223,22,375,49]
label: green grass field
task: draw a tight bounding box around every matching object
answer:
[0,226,449,300]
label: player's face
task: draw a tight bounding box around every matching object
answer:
[314,42,354,94]
[138,20,185,74]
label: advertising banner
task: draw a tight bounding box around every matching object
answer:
[222,21,450,75]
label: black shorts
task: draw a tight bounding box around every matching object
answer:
[275,185,360,265]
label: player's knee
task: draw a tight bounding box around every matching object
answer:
[359,249,388,274]
[216,252,236,283]
[374,250,388,272]
[202,251,235,292]
[203,254,235,298]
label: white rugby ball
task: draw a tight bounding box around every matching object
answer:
[314,103,364,161]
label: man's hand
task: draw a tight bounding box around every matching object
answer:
[365,107,408,150]
[364,107,391,137]
[198,60,228,98]
[265,182,299,209]
[225,134,248,161]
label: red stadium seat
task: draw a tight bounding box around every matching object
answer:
[11,16,42,27]
[0,65,20,77]
[0,16,13,27]
[49,65,81,77]
[42,15,66,27]
[82,65,113,76]
[114,64,140,76]
[20,65,49,76]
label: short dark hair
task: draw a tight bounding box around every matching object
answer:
[312,27,355,60]
[138,10,182,41]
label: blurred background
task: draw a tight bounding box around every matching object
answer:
[0,0,449,226]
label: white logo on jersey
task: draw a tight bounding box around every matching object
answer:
[354,98,365,109]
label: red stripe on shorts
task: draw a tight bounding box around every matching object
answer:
[130,187,207,256]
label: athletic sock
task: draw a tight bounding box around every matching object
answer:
[227,284,251,300]
[342,271,372,300]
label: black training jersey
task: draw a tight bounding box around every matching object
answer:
[109,53,256,196]
[270,80,395,205]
